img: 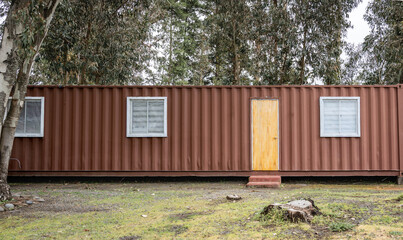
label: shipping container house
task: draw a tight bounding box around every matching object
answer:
[8,85,403,182]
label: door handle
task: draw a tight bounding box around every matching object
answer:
[274,137,278,139]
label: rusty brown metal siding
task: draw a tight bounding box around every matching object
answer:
[278,86,400,172]
[9,85,401,175]
[398,85,403,176]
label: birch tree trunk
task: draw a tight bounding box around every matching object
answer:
[0,0,60,201]
[0,2,22,138]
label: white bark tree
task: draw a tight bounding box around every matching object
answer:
[0,0,60,201]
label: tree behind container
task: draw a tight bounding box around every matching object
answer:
[0,0,60,201]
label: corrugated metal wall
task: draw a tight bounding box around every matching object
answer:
[9,85,402,175]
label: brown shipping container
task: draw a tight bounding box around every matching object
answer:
[9,85,403,177]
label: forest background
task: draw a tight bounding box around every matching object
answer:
[0,0,402,86]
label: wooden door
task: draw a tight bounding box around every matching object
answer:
[252,99,279,170]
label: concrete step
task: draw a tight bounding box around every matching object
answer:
[246,182,281,188]
[247,175,281,188]
[248,176,281,183]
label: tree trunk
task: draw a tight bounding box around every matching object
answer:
[198,36,207,85]
[0,0,60,201]
[254,40,261,84]
[0,1,26,201]
[334,1,342,85]
[272,0,279,84]
[280,48,289,84]
[213,0,221,85]
[169,12,173,85]
[233,42,240,85]
[80,20,92,85]
[300,27,307,85]
[63,47,69,85]
[231,11,240,85]
[0,1,24,139]
[0,84,26,201]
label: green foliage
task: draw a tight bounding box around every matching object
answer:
[329,221,355,232]
[153,0,207,85]
[258,208,286,225]
[1,0,53,60]
[344,0,403,84]
[310,214,332,226]
[369,215,399,225]
[389,231,402,236]
[32,0,155,85]
[28,0,378,86]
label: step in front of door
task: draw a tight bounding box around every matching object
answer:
[246,176,281,188]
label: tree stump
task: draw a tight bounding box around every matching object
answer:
[0,183,12,201]
[261,199,321,223]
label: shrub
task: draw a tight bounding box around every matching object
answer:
[258,208,286,224]
[329,222,354,232]
[389,231,402,236]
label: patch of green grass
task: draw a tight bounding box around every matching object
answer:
[1,182,402,239]
[257,207,286,225]
[389,231,402,236]
[368,215,400,225]
[329,221,355,232]
[310,214,332,226]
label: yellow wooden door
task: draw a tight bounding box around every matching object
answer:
[252,99,279,170]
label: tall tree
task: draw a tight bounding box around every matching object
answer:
[205,0,251,85]
[0,0,60,201]
[248,0,297,85]
[290,0,360,85]
[32,0,154,85]
[151,0,206,85]
[11,0,363,87]
[357,0,402,84]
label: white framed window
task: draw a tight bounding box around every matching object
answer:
[12,97,45,137]
[320,97,360,137]
[126,97,167,137]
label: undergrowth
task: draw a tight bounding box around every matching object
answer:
[0,182,402,239]
[329,221,355,232]
[257,208,286,225]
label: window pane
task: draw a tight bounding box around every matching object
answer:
[148,100,164,133]
[323,114,339,134]
[323,100,339,114]
[128,98,166,137]
[323,100,339,134]
[16,104,26,134]
[132,100,147,133]
[321,98,359,136]
[339,100,357,114]
[340,114,357,133]
[340,100,357,133]
[25,100,42,134]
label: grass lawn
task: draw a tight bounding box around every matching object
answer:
[0,178,402,239]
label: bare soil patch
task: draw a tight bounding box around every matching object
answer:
[0,179,401,239]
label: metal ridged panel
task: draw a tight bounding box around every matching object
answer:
[10,85,401,175]
[277,86,400,171]
[398,86,403,175]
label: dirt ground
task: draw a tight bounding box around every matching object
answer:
[0,177,402,239]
